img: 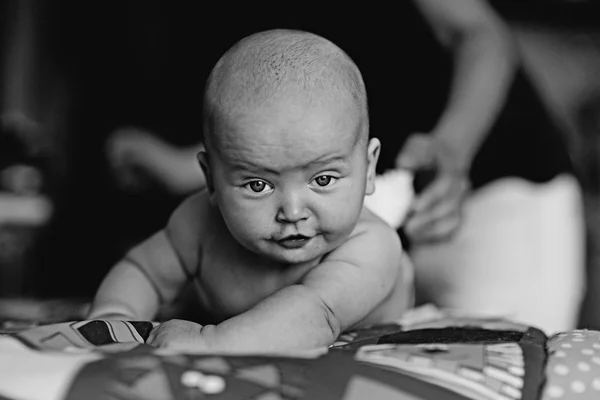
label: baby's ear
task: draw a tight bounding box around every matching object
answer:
[365,138,381,195]
[197,151,215,199]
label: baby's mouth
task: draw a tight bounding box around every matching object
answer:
[275,234,312,249]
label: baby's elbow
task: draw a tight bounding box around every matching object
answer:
[396,251,416,312]
[319,297,342,341]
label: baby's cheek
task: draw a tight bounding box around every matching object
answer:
[220,207,267,245]
[319,198,362,238]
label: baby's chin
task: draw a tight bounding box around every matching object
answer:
[267,250,323,267]
[252,238,330,267]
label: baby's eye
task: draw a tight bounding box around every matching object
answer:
[245,180,273,193]
[313,175,336,187]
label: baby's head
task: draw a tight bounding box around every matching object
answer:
[199,29,380,266]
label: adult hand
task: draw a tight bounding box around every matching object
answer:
[106,127,206,196]
[396,133,470,244]
[106,127,165,192]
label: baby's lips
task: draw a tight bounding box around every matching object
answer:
[274,232,314,241]
[279,234,309,241]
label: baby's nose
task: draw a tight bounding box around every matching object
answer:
[276,191,309,223]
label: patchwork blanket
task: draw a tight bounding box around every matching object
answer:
[1,305,598,400]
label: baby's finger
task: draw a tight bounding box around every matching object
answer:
[146,323,161,345]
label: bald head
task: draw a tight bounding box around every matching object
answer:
[202,29,368,149]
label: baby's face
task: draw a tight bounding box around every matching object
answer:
[205,95,378,266]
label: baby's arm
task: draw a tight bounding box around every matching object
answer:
[87,231,182,320]
[149,221,406,353]
[88,194,203,321]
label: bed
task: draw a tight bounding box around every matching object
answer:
[0,303,597,400]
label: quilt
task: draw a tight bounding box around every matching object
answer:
[1,305,599,400]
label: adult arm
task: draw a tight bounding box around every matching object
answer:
[398,0,519,243]
[107,127,206,196]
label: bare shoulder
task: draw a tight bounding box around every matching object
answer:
[303,206,410,330]
[165,189,214,267]
[325,206,403,269]
[352,205,403,253]
[166,189,212,233]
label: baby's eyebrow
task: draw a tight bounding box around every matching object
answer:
[308,155,348,168]
[231,155,348,175]
[231,163,280,175]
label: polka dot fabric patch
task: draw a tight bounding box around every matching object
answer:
[543,330,600,399]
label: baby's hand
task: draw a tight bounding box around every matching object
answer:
[146,319,208,351]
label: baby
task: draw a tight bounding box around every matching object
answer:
[88,29,413,354]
